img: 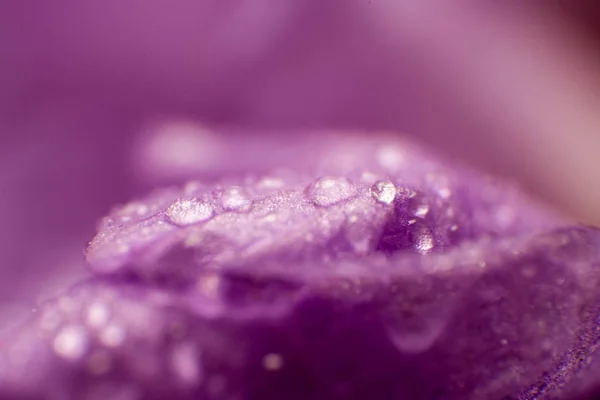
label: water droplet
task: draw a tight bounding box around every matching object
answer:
[412,221,435,254]
[307,177,355,207]
[221,186,252,212]
[263,353,284,371]
[53,325,89,361]
[166,198,214,226]
[371,180,396,205]
[86,302,110,329]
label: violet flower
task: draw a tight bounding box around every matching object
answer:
[3,2,600,400]
[0,128,599,400]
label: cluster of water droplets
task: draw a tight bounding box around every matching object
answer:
[9,138,587,400]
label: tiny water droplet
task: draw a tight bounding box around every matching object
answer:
[166,198,214,226]
[221,186,252,212]
[307,177,355,207]
[371,180,396,205]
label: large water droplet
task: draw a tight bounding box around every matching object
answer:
[166,198,214,226]
[371,180,396,205]
[221,186,252,212]
[307,177,355,207]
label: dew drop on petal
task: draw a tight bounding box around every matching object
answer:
[53,325,89,361]
[166,198,214,226]
[221,186,252,212]
[306,177,356,207]
[370,180,396,205]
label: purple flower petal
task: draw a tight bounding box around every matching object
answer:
[3,138,600,399]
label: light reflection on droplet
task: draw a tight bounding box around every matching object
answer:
[412,203,430,218]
